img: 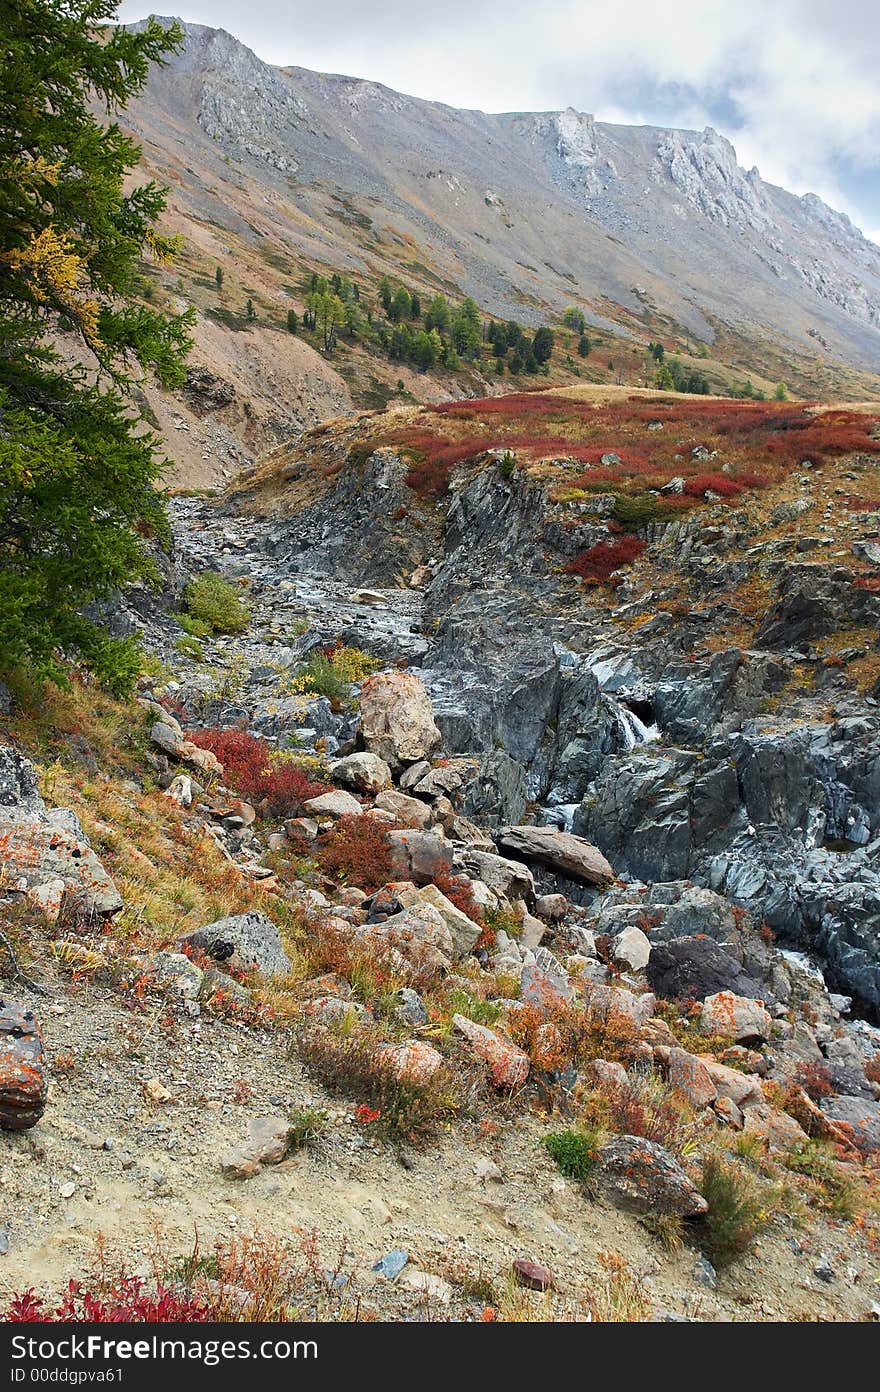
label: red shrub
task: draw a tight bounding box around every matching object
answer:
[566,536,646,582]
[4,1278,209,1323]
[794,1061,834,1102]
[682,473,745,498]
[432,870,484,925]
[188,729,325,816]
[317,814,394,892]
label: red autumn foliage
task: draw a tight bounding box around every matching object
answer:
[376,395,879,505]
[682,472,746,498]
[566,536,646,582]
[316,813,394,892]
[794,1061,834,1102]
[188,729,325,816]
[432,869,484,925]
[4,1277,209,1323]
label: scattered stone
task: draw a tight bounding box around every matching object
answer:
[700,991,772,1043]
[454,848,535,902]
[148,951,204,1001]
[474,1157,503,1182]
[0,1000,47,1132]
[180,911,291,979]
[591,1058,629,1088]
[521,960,575,1011]
[387,830,453,885]
[667,1048,718,1108]
[395,987,428,1026]
[364,902,455,976]
[328,752,392,794]
[304,789,364,819]
[497,826,615,886]
[59,1181,76,1201]
[380,1039,444,1083]
[612,926,651,971]
[143,1077,172,1105]
[513,1258,554,1291]
[535,893,568,921]
[742,1103,808,1150]
[453,1013,530,1088]
[374,789,433,829]
[373,1249,408,1280]
[397,1269,452,1303]
[397,883,481,958]
[597,1135,708,1216]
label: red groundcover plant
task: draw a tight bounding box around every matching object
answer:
[566,536,646,582]
[5,1277,210,1323]
[189,728,325,816]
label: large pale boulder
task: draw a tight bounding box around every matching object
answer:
[397,882,481,958]
[387,830,453,884]
[374,789,433,830]
[453,1014,530,1088]
[358,672,441,767]
[0,821,122,920]
[362,902,455,977]
[454,848,534,902]
[497,826,615,886]
[328,752,392,794]
[700,990,772,1043]
[667,1048,717,1109]
[180,911,291,979]
[304,789,363,819]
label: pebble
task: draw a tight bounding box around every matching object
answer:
[372,1248,408,1280]
[513,1258,554,1291]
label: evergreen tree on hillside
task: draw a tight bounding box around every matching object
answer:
[532,326,555,364]
[424,293,450,334]
[0,4,192,693]
[451,297,482,358]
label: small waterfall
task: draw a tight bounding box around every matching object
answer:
[611,698,660,751]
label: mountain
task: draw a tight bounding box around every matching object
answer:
[114,19,880,485]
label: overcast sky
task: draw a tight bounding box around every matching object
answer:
[117,1,880,245]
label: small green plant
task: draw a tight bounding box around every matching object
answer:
[295,1026,462,1145]
[183,572,250,635]
[783,1141,863,1219]
[697,1156,765,1267]
[443,988,502,1027]
[611,493,663,529]
[139,652,173,683]
[543,1127,601,1186]
[498,451,516,480]
[174,635,204,662]
[287,1106,327,1150]
[285,646,379,704]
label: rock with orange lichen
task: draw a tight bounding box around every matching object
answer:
[452,1013,529,1088]
[700,990,772,1043]
[598,1135,708,1216]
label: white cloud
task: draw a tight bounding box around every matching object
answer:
[116,0,880,238]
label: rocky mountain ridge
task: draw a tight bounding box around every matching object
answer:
[127,17,880,369]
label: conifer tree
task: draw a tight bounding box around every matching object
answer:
[0,4,192,692]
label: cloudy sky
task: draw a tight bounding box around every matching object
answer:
[118,1,880,245]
